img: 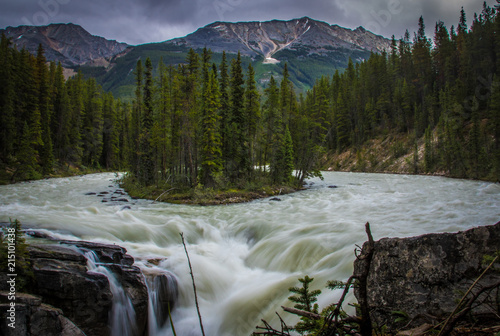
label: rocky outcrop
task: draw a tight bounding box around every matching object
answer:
[0,23,129,67]
[354,222,500,331]
[28,242,149,336]
[0,239,178,336]
[0,292,85,336]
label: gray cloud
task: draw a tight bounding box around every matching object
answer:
[0,0,495,45]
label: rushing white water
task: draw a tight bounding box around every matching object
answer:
[0,172,499,335]
[84,250,138,336]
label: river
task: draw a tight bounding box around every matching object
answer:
[0,172,499,335]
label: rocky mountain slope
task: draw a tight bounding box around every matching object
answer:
[0,23,129,67]
[169,17,391,63]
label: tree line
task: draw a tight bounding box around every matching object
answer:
[1,3,499,185]
[0,38,323,187]
[306,3,500,180]
[0,37,130,181]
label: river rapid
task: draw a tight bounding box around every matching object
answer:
[0,172,499,335]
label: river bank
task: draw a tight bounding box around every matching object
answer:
[322,133,499,182]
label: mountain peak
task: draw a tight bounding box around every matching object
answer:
[0,23,129,67]
[166,17,391,60]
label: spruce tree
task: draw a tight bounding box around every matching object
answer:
[0,34,16,161]
[227,52,250,181]
[35,44,54,175]
[219,51,231,172]
[130,60,143,177]
[244,63,260,170]
[199,69,223,187]
[139,57,155,185]
[288,275,322,335]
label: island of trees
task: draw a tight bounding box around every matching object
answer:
[0,3,499,202]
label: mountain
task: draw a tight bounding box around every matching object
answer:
[0,23,129,67]
[169,17,391,63]
[1,18,392,98]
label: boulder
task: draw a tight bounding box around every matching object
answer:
[0,292,85,336]
[28,242,149,336]
[354,222,500,331]
[28,244,113,336]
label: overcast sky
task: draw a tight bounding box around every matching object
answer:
[0,0,495,45]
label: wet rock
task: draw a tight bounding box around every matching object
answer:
[0,292,86,336]
[59,241,134,266]
[98,191,109,195]
[114,198,129,202]
[25,230,55,240]
[354,222,500,331]
[147,258,167,266]
[27,244,112,336]
[84,192,96,196]
[328,185,338,189]
[270,197,281,202]
[143,270,179,329]
[120,206,131,211]
[26,242,149,335]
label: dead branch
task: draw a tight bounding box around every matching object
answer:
[180,232,206,336]
[353,222,375,336]
[254,318,291,336]
[153,187,177,203]
[281,306,322,320]
[438,255,499,336]
[318,223,374,336]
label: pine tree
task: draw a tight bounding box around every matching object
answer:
[130,60,143,176]
[15,122,40,181]
[35,44,54,174]
[288,275,322,335]
[262,76,280,172]
[227,52,251,181]
[139,57,156,185]
[0,34,16,161]
[219,51,231,172]
[81,78,103,167]
[199,69,223,187]
[244,63,260,169]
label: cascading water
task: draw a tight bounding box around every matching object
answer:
[144,270,179,335]
[83,250,138,336]
[0,172,499,335]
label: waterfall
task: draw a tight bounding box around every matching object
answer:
[2,172,499,335]
[84,250,138,336]
[145,271,179,335]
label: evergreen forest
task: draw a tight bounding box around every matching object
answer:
[1,4,499,194]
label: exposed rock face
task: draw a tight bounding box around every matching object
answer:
[0,23,129,67]
[27,242,150,336]
[0,292,85,336]
[354,222,500,330]
[169,17,391,59]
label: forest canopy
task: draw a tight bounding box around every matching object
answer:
[0,2,499,188]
